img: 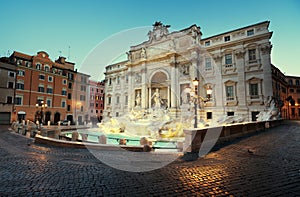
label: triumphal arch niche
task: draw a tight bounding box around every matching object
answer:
[124,21,203,117]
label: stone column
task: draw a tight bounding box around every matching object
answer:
[260,44,273,97]
[141,64,147,109]
[127,68,133,110]
[235,50,248,113]
[170,66,177,108]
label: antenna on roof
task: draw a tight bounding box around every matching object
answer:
[7,50,10,57]
[68,46,71,59]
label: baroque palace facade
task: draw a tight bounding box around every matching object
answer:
[104,21,297,122]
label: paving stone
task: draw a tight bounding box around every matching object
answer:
[0,121,299,196]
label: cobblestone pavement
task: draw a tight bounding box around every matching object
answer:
[0,121,299,196]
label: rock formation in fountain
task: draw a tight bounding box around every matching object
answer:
[256,96,280,121]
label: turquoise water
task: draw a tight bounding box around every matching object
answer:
[63,129,178,149]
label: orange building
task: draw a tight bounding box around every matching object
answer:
[9,51,77,124]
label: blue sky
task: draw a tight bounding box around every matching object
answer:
[1,0,299,80]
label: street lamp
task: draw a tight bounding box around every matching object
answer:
[35,100,47,125]
[193,78,199,128]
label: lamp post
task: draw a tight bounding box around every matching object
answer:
[193,78,199,128]
[36,100,47,126]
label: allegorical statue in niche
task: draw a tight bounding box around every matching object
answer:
[135,92,141,107]
[152,88,161,108]
[181,86,191,104]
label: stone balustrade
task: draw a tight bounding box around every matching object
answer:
[183,120,282,153]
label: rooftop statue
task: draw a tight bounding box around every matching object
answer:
[148,21,171,42]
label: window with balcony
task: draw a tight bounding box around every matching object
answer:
[225,54,232,65]
[226,85,234,100]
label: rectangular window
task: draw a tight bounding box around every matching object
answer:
[297,98,300,104]
[80,85,86,91]
[15,96,22,105]
[205,57,212,70]
[249,49,256,61]
[250,83,259,99]
[227,112,234,116]
[68,82,72,89]
[62,101,66,108]
[39,74,45,80]
[225,54,232,65]
[81,106,83,112]
[16,82,24,90]
[296,80,300,86]
[38,87,44,92]
[125,96,128,105]
[68,73,74,80]
[67,105,71,111]
[7,96,13,104]
[8,71,15,77]
[251,111,259,121]
[80,95,86,101]
[247,29,254,36]
[62,90,67,95]
[96,103,99,108]
[116,112,119,117]
[224,36,230,42]
[47,99,51,108]
[68,93,72,99]
[108,97,111,105]
[226,86,234,100]
[290,89,294,93]
[90,103,94,107]
[116,96,120,104]
[8,82,14,89]
[47,88,53,94]
[48,76,53,82]
[18,70,25,76]
[205,41,210,46]
[207,112,212,119]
